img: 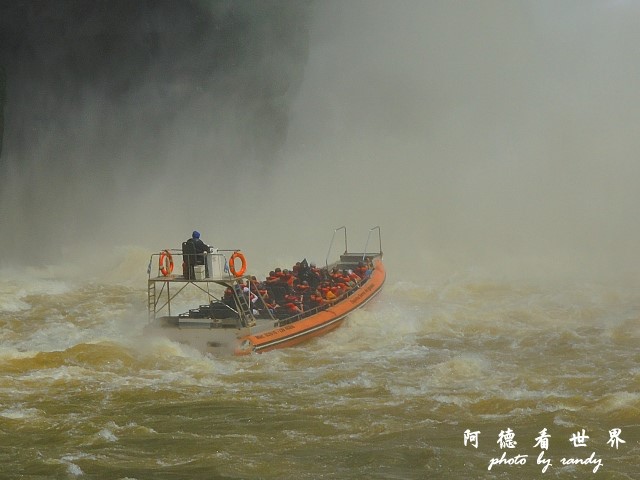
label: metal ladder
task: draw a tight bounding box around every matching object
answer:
[234,286,256,327]
[147,281,156,322]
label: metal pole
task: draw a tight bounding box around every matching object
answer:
[325,226,347,268]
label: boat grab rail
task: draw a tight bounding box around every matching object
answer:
[147,248,243,280]
[325,226,347,269]
[324,226,383,268]
[362,226,383,261]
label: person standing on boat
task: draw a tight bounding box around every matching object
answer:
[183,230,211,278]
[190,230,210,256]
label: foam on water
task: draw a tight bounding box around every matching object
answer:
[0,405,42,420]
[0,265,638,478]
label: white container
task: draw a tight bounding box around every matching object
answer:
[193,265,206,280]
[206,249,224,278]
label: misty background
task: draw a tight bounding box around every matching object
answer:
[2,0,640,284]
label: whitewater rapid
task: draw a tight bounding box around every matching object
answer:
[0,249,638,478]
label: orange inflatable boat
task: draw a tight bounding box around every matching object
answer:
[145,227,385,356]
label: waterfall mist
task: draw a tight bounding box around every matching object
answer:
[2,0,640,283]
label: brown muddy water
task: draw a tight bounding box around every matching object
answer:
[1,253,638,479]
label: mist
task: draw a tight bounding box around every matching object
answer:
[0,0,312,265]
[277,0,640,282]
[2,0,640,284]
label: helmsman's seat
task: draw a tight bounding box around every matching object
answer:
[182,239,197,279]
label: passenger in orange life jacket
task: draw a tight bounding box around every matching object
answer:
[309,290,326,309]
[285,302,302,313]
[283,292,301,305]
[265,271,279,284]
[275,301,301,315]
[347,269,361,284]
[340,269,357,287]
[295,281,310,293]
[280,269,295,287]
[330,268,345,284]
[262,296,278,314]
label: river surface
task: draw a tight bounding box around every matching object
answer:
[1,251,638,479]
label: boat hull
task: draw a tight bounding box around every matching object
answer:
[240,259,385,354]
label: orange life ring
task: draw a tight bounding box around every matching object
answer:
[229,251,247,277]
[159,250,174,276]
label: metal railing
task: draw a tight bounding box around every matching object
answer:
[148,249,240,281]
[362,226,382,260]
[325,226,347,269]
[273,277,366,327]
[147,247,249,323]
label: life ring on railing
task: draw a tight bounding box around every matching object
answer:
[159,250,174,276]
[229,251,247,277]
